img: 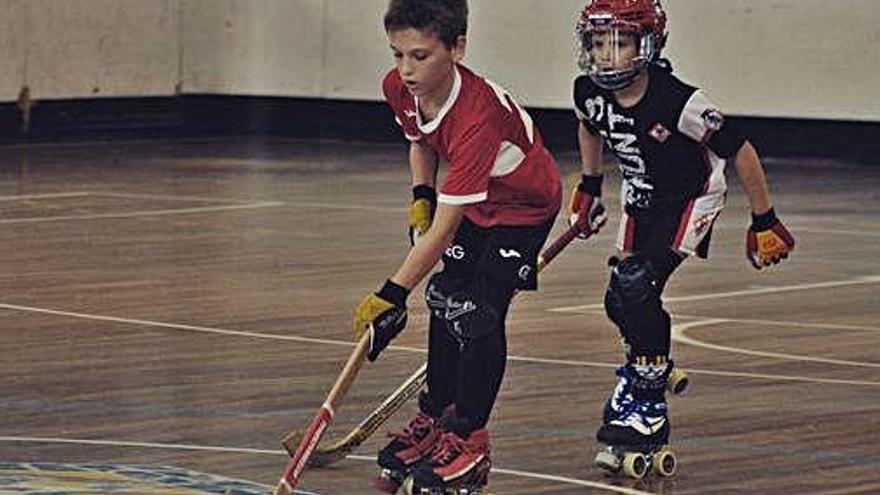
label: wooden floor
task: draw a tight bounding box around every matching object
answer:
[1,137,879,495]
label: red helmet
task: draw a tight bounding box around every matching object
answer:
[576,0,668,89]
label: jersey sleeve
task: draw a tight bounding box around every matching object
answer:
[438,120,502,205]
[573,75,600,135]
[382,71,423,143]
[677,89,745,158]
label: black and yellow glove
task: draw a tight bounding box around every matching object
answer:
[746,207,795,270]
[408,185,436,245]
[353,280,409,361]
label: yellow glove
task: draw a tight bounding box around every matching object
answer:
[746,208,795,270]
[408,185,436,245]
[353,280,409,361]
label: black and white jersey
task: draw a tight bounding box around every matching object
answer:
[573,64,744,210]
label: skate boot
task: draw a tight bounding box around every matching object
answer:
[602,360,689,423]
[404,418,491,495]
[373,392,454,494]
[595,358,677,479]
[602,364,636,424]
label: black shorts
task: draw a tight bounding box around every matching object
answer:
[441,216,555,292]
[618,196,721,259]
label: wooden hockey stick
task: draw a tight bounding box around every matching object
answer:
[280,222,585,468]
[273,333,370,495]
[282,359,428,466]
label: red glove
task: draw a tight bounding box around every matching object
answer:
[568,174,607,238]
[746,208,795,270]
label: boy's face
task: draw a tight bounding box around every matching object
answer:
[589,29,639,72]
[388,28,464,98]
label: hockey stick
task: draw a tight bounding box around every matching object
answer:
[273,333,370,495]
[281,222,585,467]
[282,359,428,466]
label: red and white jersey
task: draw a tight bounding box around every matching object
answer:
[383,64,562,228]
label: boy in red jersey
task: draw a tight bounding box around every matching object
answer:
[352,1,563,492]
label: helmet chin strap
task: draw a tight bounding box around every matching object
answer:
[590,61,645,91]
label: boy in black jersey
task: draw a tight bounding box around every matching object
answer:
[569,0,796,462]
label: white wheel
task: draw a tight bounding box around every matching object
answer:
[622,452,648,479]
[401,476,416,495]
[652,449,677,477]
[667,368,689,395]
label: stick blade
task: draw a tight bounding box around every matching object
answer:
[282,430,353,467]
[309,441,354,467]
[281,430,304,457]
[273,480,292,495]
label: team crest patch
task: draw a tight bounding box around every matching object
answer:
[648,122,670,143]
[0,462,269,494]
[700,108,725,131]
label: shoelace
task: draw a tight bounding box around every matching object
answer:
[389,413,434,444]
[429,431,465,466]
[620,398,667,422]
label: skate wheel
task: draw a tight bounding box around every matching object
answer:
[622,452,648,479]
[595,449,621,473]
[400,476,416,495]
[667,368,689,395]
[652,449,677,477]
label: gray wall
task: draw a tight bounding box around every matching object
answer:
[1,0,878,121]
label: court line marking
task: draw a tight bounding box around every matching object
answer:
[791,226,880,238]
[670,313,880,333]
[94,191,267,204]
[0,191,94,201]
[287,201,404,213]
[672,319,880,368]
[0,436,655,495]
[549,275,880,313]
[0,201,284,224]
[0,190,284,224]
[1,302,878,387]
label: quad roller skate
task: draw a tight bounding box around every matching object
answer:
[595,398,677,479]
[373,392,453,493]
[595,359,679,479]
[401,423,491,495]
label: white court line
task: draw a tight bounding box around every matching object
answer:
[672,313,880,333]
[0,436,655,495]
[791,226,880,238]
[94,191,263,204]
[672,319,880,368]
[288,201,404,213]
[0,201,284,224]
[345,455,656,495]
[2,302,879,388]
[0,191,93,201]
[550,275,880,313]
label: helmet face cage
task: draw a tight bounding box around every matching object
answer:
[576,0,666,90]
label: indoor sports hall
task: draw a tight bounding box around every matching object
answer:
[2,1,878,494]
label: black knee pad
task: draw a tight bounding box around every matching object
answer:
[443,274,509,344]
[603,255,662,335]
[425,271,465,319]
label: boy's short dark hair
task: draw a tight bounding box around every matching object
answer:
[384,0,468,48]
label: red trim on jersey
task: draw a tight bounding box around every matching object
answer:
[673,198,697,250]
[623,214,637,252]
